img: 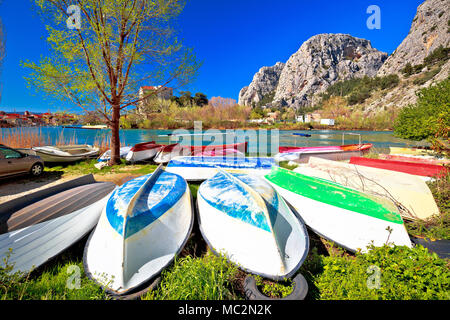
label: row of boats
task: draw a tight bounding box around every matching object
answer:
[1,141,447,297]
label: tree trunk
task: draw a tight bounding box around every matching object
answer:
[109,105,121,165]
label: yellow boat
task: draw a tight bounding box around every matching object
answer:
[389,147,437,157]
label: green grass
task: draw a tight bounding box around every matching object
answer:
[142,252,242,300]
[253,275,294,298]
[45,159,157,176]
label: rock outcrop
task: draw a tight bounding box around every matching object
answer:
[239,34,388,109]
[377,0,450,76]
[238,62,285,107]
[273,34,387,109]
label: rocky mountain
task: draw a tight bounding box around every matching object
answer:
[365,0,450,112]
[239,0,449,112]
[239,34,388,109]
[378,0,449,76]
[273,34,387,109]
[238,62,285,107]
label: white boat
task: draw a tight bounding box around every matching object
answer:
[166,156,277,181]
[197,170,309,280]
[265,167,412,253]
[32,145,99,163]
[84,166,194,295]
[98,146,133,162]
[125,141,162,163]
[0,182,116,275]
[294,157,440,221]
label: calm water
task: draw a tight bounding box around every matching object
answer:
[1,127,427,155]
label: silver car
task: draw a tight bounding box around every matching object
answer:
[0,145,45,178]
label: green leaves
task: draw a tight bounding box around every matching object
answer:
[394,78,450,141]
[316,245,450,300]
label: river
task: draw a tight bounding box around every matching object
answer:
[0,127,427,155]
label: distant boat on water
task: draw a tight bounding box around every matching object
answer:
[62,125,109,130]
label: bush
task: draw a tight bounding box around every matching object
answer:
[394,78,450,141]
[316,245,450,300]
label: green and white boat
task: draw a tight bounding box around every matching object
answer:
[264,167,412,252]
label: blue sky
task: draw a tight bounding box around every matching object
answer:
[0,0,423,113]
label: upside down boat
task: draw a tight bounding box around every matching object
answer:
[379,154,449,166]
[0,177,115,274]
[153,142,248,164]
[265,167,412,252]
[275,144,372,163]
[197,170,309,280]
[293,157,440,221]
[125,141,162,163]
[166,156,276,181]
[84,166,194,295]
[349,157,448,179]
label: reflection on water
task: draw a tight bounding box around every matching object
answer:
[0,127,428,155]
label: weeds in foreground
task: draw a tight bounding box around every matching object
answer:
[252,275,294,298]
[406,172,450,240]
[0,249,106,300]
[315,244,450,300]
[143,252,241,300]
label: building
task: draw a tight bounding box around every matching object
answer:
[320,119,335,126]
[137,86,173,114]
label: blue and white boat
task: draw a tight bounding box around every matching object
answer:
[197,170,309,280]
[166,156,277,181]
[83,166,194,295]
[98,146,133,162]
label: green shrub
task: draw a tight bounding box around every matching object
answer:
[413,67,442,86]
[394,78,450,141]
[316,245,450,300]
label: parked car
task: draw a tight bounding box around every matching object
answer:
[0,144,44,178]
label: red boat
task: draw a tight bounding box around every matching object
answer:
[349,157,449,178]
[275,143,373,163]
[379,154,450,166]
[154,142,248,164]
[125,141,163,163]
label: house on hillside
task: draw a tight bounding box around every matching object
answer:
[137,85,173,114]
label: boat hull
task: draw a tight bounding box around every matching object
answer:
[84,170,194,295]
[265,167,412,252]
[379,154,449,166]
[166,156,276,181]
[98,147,132,162]
[293,157,440,221]
[350,157,448,178]
[275,144,372,163]
[0,182,115,274]
[32,145,99,163]
[197,171,309,280]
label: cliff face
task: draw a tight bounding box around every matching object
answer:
[238,62,285,107]
[238,0,449,112]
[273,34,387,109]
[377,0,450,76]
[239,34,388,109]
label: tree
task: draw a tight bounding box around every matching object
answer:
[394,78,449,149]
[193,92,208,107]
[23,0,200,164]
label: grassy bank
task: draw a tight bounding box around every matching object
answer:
[1,159,449,300]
